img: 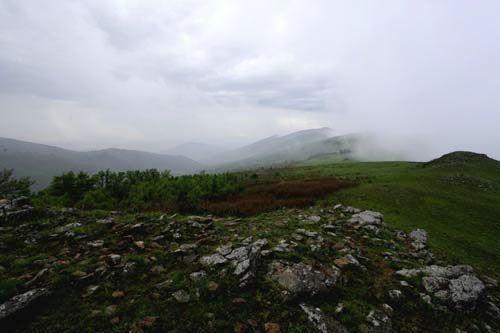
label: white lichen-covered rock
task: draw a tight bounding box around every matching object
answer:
[347,211,383,226]
[397,265,486,311]
[396,265,473,279]
[216,244,232,256]
[0,288,50,320]
[189,271,207,281]
[201,239,268,286]
[234,259,250,276]
[366,309,392,333]
[409,229,427,251]
[448,274,486,311]
[199,253,227,266]
[268,260,340,295]
[226,246,248,261]
[172,290,190,303]
[300,303,348,333]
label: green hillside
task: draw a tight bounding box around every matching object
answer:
[251,152,500,278]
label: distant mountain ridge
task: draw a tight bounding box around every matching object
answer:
[203,127,335,166]
[0,128,412,190]
[0,137,203,190]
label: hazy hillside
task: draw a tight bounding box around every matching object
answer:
[0,129,416,190]
[165,142,228,162]
[0,138,203,190]
[204,127,335,166]
[207,130,409,171]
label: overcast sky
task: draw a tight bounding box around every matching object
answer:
[1,0,499,158]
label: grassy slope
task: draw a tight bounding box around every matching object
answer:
[252,158,500,278]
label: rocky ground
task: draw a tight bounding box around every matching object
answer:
[0,203,499,332]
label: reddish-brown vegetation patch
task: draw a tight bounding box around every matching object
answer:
[203,177,352,216]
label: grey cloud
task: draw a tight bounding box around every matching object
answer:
[0,1,499,158]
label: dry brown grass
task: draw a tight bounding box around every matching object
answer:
[203,177,351,216]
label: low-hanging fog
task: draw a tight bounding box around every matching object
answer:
[1,0,499,160]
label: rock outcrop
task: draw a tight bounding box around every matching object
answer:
[0,288,50,320]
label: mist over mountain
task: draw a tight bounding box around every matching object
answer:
[165,143,228,163]
[203,127,335,165]
[0,128,417,190]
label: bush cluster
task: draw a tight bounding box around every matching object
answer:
[0,169,33,199]
[36,169,245,212]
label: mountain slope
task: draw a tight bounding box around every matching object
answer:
[204,127,335,166]
[0,137,203,190]
[207,130,407,171]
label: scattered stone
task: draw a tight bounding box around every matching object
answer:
[200,253,228,266]
[366,309,392,333]
[207,281,219,291]
[155,279,173,289]
[347,210,383,227]
[308,215,321,223]
[122,262,136,276]
[334,254,360,268]
[134,241,145,249]
[87,240,104,248]
[105,305,117,316]
[296,228,319,238]
[420,293,432,305]
[175,243,198,253]
[389,289,402,300]
[343,206,361,214]
[172,290,190,303]
[107,254,121,266]
[84,285,100,297]
[55,222,82,234]
[112,290,125,298]
[190,271,207,281]
[381,304,394,317]
[300,303,348,333]
[396,265,474,279]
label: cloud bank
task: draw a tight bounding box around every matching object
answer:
[1,0,499,159]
